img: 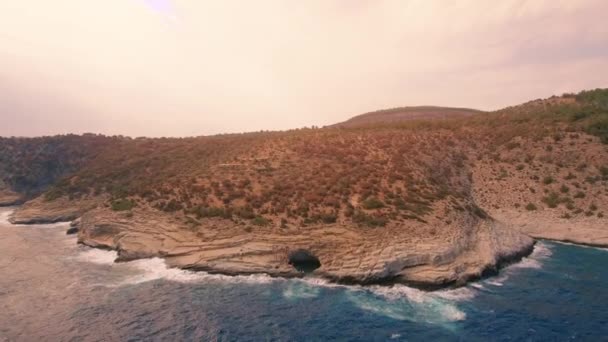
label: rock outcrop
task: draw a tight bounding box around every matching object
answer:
[492,209,608,248]
[60,205,535,288]
[0,189,22,206]
[9,196,102,225]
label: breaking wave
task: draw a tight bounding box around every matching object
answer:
[346,288,466,323]
[484,242,553,287]
[70,241,555,324]
[75,248,118,265]
[0,208,13,224]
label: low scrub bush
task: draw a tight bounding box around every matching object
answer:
[111,198,134,211]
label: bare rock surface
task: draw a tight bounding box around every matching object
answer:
[492,209,608,248]
[9,196,102,224]
[66,205,534,288]
[0,189,22,206]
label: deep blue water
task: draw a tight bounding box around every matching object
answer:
[1,211,608,342]
[80,242,608,342]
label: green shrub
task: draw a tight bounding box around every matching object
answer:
[542,176,555,185]
[162,199,182,212]
[542,192,561,208]
[252,216,270,226]
[234,206,256,219]
[525,203,538,211]
[574,191,586,199]
[195,206,231,219]
[353,210,387,227]
[560,184,570,193]
[361,197,384,209]
[44,188,64,201]
[320,212,337,224]
[506,142,520,150]
[585,176,598,184]
[111,199,134,211]
[601,166,608,179]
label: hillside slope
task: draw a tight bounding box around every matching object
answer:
[2,88,608,287]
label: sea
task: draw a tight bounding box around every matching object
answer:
[0,207,607,341]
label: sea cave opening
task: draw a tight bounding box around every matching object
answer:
[288,249,321,273]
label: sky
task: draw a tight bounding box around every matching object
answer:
[1,0,607,137]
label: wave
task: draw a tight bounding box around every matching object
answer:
[482,241,553,287]
[0,208,13,224]
[282,282,321,300]
[75,248,118,265]
[74,243,553,293]
[507,241,552,270]
[76,242,572,325]
[72,245,469,323]
[73,247,277,287]
[346,288,466,323]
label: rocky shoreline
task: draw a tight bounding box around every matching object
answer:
[4,200,544,290]
[8,197,606,289]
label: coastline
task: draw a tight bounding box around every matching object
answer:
[2,205,542,291]
[6,201,607,289]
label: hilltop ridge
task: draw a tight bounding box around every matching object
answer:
[331,106,482,128]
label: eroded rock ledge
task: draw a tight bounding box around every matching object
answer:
[9,197,102,225]
[0,189,23,207]
[10,201,537,289]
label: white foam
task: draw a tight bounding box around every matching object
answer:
[72,245,469,323]
[485,274,508,287]
[282,282,321,300]
[507,242,552,271]
[433,287,478,301]
[390,333,401,339]
[530,242,553,259]
[365,285,469,322]
[369,284,428,303]
[0,208,14,224]
[470,283,485,290]
[346,289,467,323]
[74,247,278,286]
[75,248,118,265]
[439,304,467,321]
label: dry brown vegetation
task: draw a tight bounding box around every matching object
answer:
[2,89,608,230]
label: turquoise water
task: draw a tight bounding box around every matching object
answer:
[1,209,607,341]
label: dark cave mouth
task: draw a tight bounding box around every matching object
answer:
[288,249,321,273]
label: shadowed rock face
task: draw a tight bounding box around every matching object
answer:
[288,249,321,273]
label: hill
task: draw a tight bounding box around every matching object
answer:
[1,88,607,288]
[331,106,482,128]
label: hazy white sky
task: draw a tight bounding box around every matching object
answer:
[1,0,607,137]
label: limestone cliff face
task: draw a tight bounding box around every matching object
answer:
[61,205,534,288]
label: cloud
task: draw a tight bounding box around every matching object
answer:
[0,0,606,137]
